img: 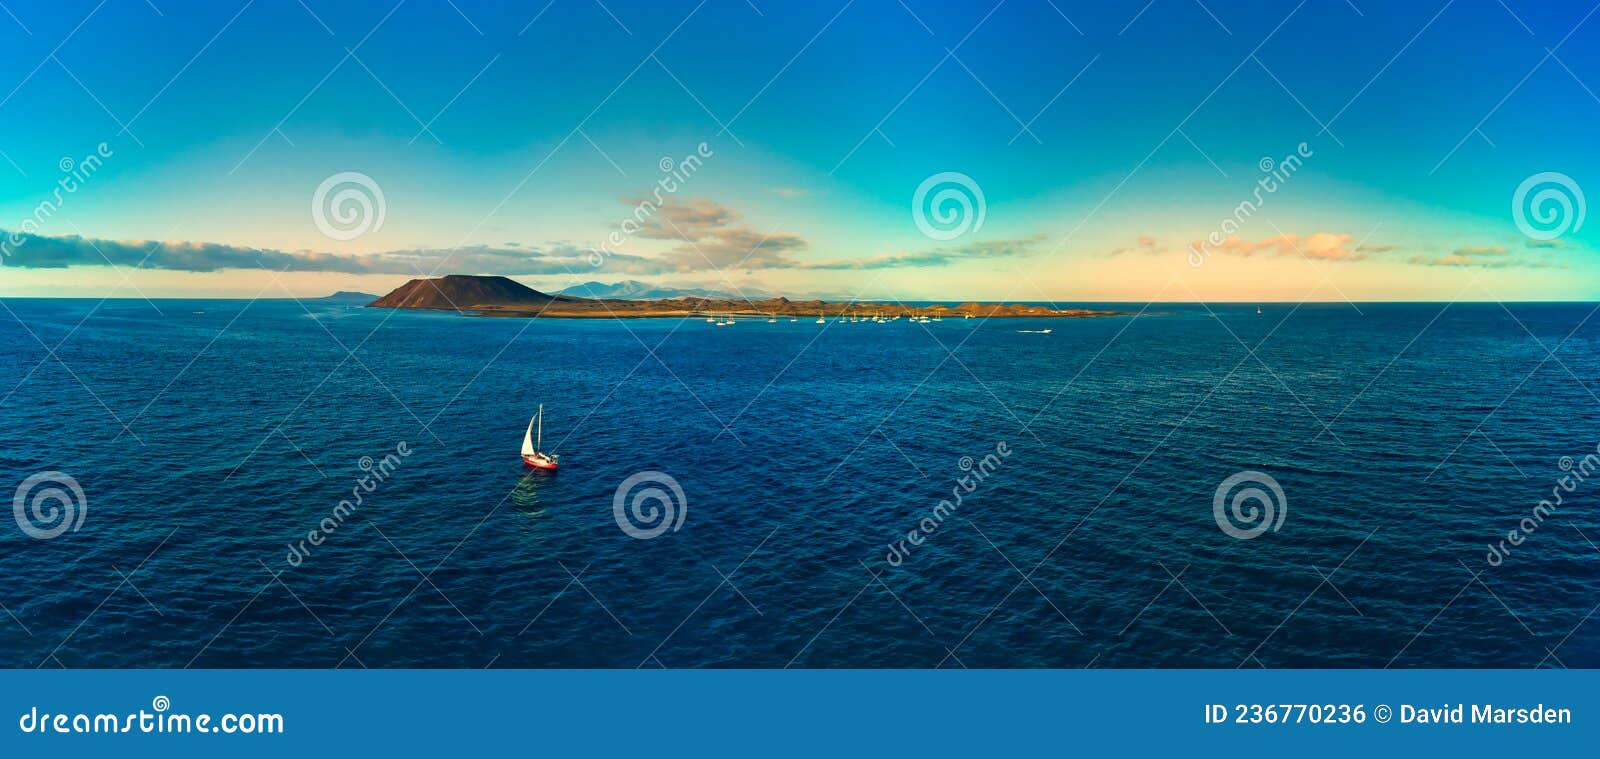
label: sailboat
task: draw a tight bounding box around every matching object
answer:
[521,405,559,470]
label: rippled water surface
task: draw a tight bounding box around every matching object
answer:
[1,299,1597,668]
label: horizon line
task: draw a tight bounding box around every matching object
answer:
[4,295,1599,305]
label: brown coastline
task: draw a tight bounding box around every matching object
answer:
[366,275,1129,319]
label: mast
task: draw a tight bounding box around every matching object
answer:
[537,404,543,450]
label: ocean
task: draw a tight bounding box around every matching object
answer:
[1,298,1596,668]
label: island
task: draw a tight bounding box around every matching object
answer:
[366,275,1127,319]
[317,290,382,303]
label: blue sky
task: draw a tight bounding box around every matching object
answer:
[0,0,1596,300]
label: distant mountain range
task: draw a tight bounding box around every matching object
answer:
[554,280,766,301]
[316,291,381,303]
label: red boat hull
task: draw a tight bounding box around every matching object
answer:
[522,455,558,470]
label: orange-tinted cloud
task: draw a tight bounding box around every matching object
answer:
[1190,232,1367,262]
[1407,245,1555,268]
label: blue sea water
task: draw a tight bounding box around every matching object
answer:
[0,298,1597,668]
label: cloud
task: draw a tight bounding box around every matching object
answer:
[799,235,1046,270]
[0,230,660,276]
[617,198,1046,272]
[1192,232,1367,262]
[1299,233,1367,261]
[1406,255,1549,268]
[661,226,809,271]
[630,197,742,242]
[1407,245,1554,268]
[615,197,809,271]
[1525,238,1568,249]
[4,197,1047,278]
[1103,235,1164,257]
[770,187,808,199]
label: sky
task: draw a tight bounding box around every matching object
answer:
[0,0,1595,301]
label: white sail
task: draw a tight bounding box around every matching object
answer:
[521,415,536,456]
